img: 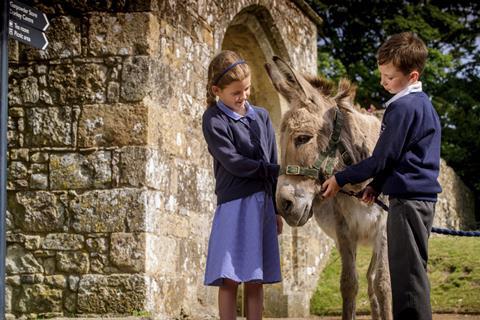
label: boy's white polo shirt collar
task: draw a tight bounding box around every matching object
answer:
[384,81,423,108]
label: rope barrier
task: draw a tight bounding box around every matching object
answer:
[339,190,480,237]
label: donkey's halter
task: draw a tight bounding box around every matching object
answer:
[279,106,352,181]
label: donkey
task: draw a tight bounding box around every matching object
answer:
[265,56,392,320]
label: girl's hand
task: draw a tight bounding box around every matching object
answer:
[276,215,283,235]
[361,186,379,205]
[322,176,340,198]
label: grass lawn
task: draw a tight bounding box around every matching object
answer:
[310,236,480,315]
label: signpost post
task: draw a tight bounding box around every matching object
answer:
[1,0,49,315]
[1,0,10,316]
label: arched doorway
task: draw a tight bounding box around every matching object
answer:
[221,5,290,134]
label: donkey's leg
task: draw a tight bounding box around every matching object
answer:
[367,253,381,320]
[336,218,358,320]
[374,220,392,320]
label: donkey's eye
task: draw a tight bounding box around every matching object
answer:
[294,135,313,147]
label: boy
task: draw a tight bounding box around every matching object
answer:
[322,32,442,320]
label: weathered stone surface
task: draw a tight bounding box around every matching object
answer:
[68,275,80,291]
[20,76,39,104]
[24,236,42,250]
[88,13,159,56]
[25,107,73,147]
[15,284,63,313]
[121,56,151,102]
[107,81,120,102]
[70,189,145,233]
[9,148,29,161]
[20,273,44,284]
[77,103,148,147]
[90,253,108,274]
[76,64,108,103]
[44,275,67,289]
[56,251,89,274]
[86,237,108,253]
[117,147,171,189]
[30,173,49,189]
[110,233,145,272]
[77,274,146,313]
[50,151,112,189]
[30,152,49,163]
[8,161,28,181]
[42,234,84,251]
[10,191,65,232]
[6,244,43,275]
[437,159,476,229]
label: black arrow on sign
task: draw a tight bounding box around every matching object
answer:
[9,0,49,32]
[8,19,48,50]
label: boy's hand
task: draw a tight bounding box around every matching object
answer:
[361,186,379,205]
[322,176,341,198]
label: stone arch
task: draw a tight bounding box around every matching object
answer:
[221,5,290,132]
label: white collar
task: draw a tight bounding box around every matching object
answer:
[384,81,423,108]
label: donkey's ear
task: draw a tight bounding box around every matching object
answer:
[265,56,309,101]
[334,78,356,113]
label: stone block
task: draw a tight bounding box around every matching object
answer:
[44,275,67,289]
[42,233,84,251]
[49,151,112,189]
[8,161,28,181]
[86,237,108,253]
[30,152,49,163]
[145,234,177,275]
[117,146,171,189]
[15,284,63,313]
[24,236,42,250]
[110,233,145,272]
[88,12,159,56]
[9,149,29,161]
[30,174,48,190]
[47,64,76,104]
[77,274,146,313]
[107,81,120,103]
[77,103,148,147]
[20,76,39,104]
[9,191,65,232]
[70,189,145,233]
[90,253,108,274]
[56,251,89,274]
[25,107,73,147]
[121,56,151,102]
[6,244,43,275]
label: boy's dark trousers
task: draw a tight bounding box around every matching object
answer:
[387,198,435,320]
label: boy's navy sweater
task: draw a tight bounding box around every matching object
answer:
[335,92,442,201]
[202,103,279,206]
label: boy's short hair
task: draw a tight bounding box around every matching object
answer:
[377,32,428,75]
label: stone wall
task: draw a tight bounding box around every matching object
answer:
[436,159,476,230]
[6,0,329,318]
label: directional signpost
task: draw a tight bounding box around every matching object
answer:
[1,0,49,315]
[8,0,50,50]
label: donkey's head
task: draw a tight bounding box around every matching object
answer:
[265,56,363,226]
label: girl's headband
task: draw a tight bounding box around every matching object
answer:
[213,60,246,85]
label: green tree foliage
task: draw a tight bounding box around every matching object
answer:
[306,0,480,221]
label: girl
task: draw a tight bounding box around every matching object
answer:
[202,50,283,320]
